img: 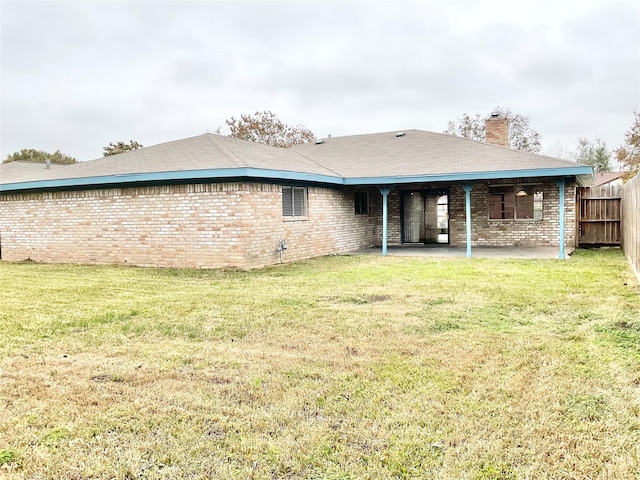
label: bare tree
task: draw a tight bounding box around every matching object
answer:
[444,106,542,152]
[222,111,315,148]
[444,113,485,142]
[544,140,575,161]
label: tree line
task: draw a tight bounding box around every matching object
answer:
[2,140,145,165]
[3,110,638,179]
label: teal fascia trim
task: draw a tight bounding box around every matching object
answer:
[379,186,392,256]
[1,165,594,193]
[242,168,342,185]
[556,179,566,259]
[463,184,474,257]
[0,168,344,193]
[342,166,593,186]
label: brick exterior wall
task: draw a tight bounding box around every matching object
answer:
[0,182,377,269]
[448,180,576,248]
[0,178,576,268]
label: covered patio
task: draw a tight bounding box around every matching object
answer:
[367,176,582,261]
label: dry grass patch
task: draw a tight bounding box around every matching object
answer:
[1,249,639,479]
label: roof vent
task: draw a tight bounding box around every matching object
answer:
[315,139,325,145]
[395,132,406,137]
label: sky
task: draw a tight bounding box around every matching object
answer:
[1,0,639,163]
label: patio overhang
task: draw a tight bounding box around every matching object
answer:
[343,166,594,187]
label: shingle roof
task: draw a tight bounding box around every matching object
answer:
[0,161,68,183]
[1,135,339,184]
[0,130,594,192]
[292,130,583,177]
[594,172,624,186]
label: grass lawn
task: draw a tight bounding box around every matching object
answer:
[0,249,639,479]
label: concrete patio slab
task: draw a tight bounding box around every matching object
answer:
[350,245,573,259]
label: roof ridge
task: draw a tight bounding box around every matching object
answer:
[290,148,343,177]
[205,134,247,167]
[7,160,69,165]
[309,129,420,142]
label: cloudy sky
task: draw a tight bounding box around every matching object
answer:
[1,0,639,162]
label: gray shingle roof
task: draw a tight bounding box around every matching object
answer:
[0,161,69,183]
[1,134,339,185]
[1,130,593,191]
[292,130,584,177]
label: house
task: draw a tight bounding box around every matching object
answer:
[0,117,594,268]
[594,172,624,187]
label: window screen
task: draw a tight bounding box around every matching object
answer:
[282,187,306,217]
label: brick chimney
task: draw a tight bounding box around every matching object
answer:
[485,112,508,147]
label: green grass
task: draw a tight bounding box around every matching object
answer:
[0,249,639,479]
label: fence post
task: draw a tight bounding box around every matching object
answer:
[622,174,640,281]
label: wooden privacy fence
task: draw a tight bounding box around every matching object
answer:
[622,174,640,281]
[577,184,622,246]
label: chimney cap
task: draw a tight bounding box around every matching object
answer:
[489,111,503,119]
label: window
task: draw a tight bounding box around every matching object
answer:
[282,187,307,217]
[436,195,448,229]
[488,185,543,220]
[354,191,369,214]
